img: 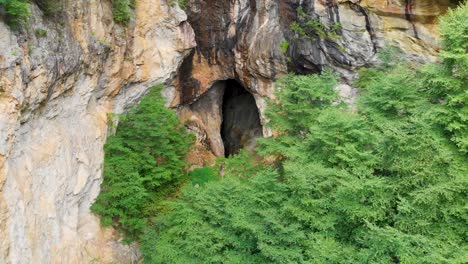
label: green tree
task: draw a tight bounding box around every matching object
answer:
[419,2,468,153]
[92,85,193,239]
[141,64,467,262]
[94,3,468,263]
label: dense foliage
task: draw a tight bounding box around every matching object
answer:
[91,86,193,239]
[0,0,62,27]
[137,3,468,263]
[88,3,467,263]
[178,0,188,9]
[0,0,30,27]
[426,2,468,153]
[141,65,467,262]
[112,0,135,24]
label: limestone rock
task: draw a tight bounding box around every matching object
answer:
[0,0,455,262]
[0,1,194,263]
[173,0,454,159]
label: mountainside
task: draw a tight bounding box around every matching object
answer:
[0,0,461,263]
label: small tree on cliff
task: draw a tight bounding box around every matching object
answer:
[419,1,468,153]
[91,85,193,239]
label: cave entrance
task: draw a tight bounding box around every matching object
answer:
[221,79,263,157]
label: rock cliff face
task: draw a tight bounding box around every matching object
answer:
[0,0,455,263]
[175,0,455,162]
[0,1,194,263]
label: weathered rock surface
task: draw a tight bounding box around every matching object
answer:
[174,0,456,161]
[0,1,194,263]
[0,0,457,263]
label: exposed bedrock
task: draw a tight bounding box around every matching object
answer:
[173,0,456,161]
[0,0,457,263]
[0,1,194,263]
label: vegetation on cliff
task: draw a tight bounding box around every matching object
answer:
[141,62,467,262]
[92,2,467,263]
[0,0,62,27]
[112,0,135,24]
[0,0,30,27]
[0,0,135,26]
[91,86,193,239]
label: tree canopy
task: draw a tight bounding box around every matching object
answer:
[91,86,193,239]
[139,3,468,263]
[92,2,468,263]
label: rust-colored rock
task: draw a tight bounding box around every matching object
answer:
[172,0,454,159]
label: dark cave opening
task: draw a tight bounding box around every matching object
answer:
[221,80,263,157]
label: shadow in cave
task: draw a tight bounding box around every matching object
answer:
[221,80,263,157]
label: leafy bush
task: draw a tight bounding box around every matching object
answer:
[357,65,423,117]
[189,167,218,187]
[280,40,289,54]
[439,1,468,79]
[34,0,61,17]
[424,2,468,153]
[112,0,135,24]
[1,0,60,28]
[0,0,30,27]
[419,64,467,153]
[263,70,338,134]
[178,0,187,9]
[91,85,193,239]
[256,70,338,162]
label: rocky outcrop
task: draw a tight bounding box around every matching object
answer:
[174,0,455,161]
[0,1,194,263]
[0,0,456,263]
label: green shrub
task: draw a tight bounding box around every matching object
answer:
[280,40,289,54]
[439,1,468,79]
[290,6,341,41]
[419,64,467,153]
[357,65,423,117]
[189,167,218,187]
[91,85,193,239]
[256,71,337,163]
[290,22,307,38]
[35,28,47,37]
[427,1,468,153]
[0,0,31,27]
[112,0,135,24]
[178,0,187,9]
[305,108,380,172]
